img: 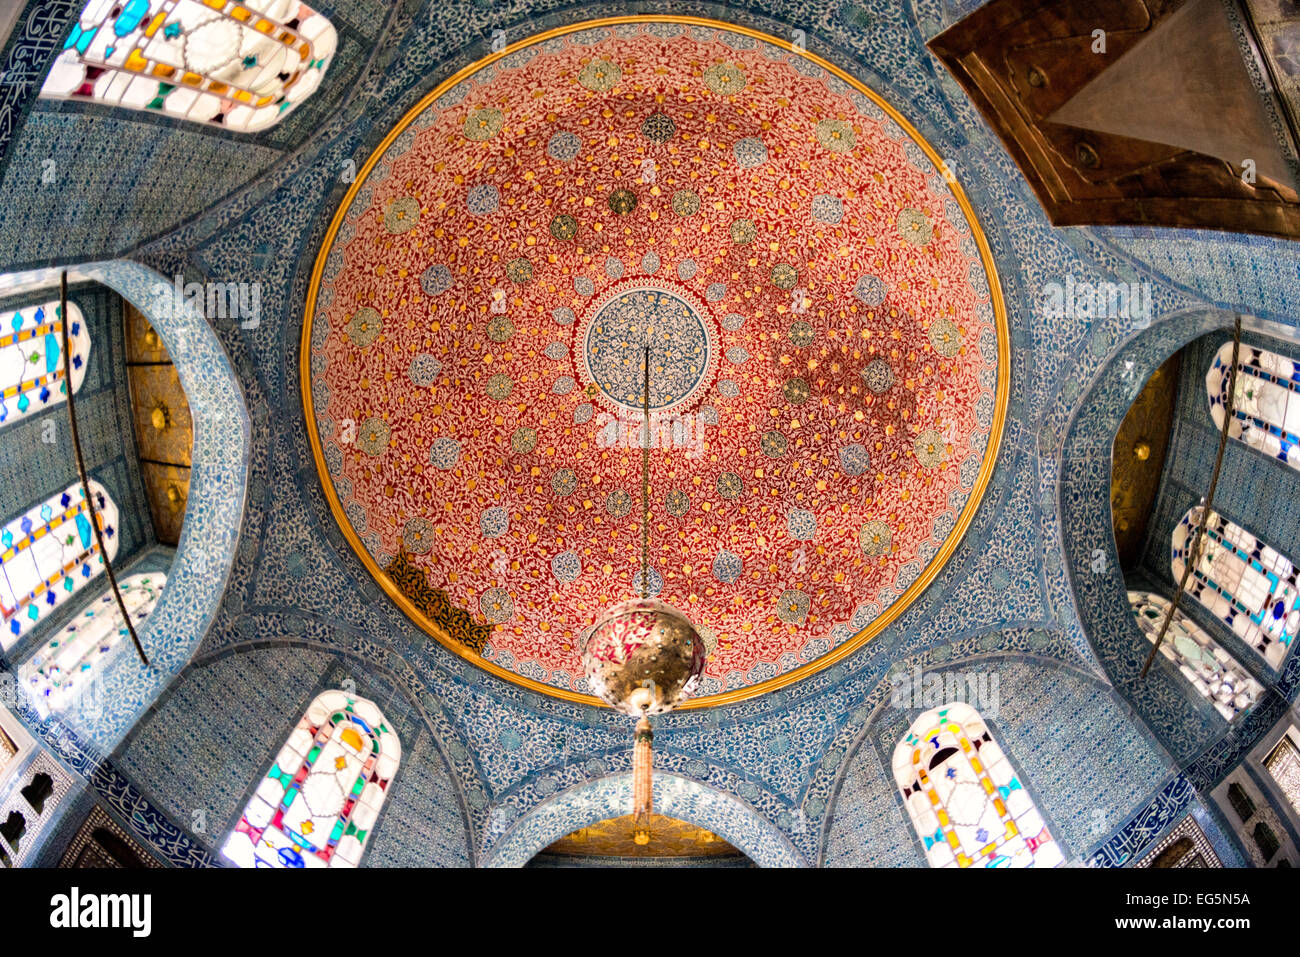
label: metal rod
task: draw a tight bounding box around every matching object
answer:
[1139,312,1242,680]
[59,271,149,667]
[632,715,653,844]
[640,344,650,600]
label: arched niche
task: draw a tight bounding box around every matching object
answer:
[1058,306,1300,770]
[821,651,1171,866]
[0,261,250,749]
[483,772,805,868]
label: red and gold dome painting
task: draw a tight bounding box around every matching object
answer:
[304,17,1007,705]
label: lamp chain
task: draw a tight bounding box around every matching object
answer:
[640,343,650,600]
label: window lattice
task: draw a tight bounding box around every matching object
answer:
[19,572,165,719]
[1265,734,1300,817]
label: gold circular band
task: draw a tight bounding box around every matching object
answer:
[300,15,1011,709]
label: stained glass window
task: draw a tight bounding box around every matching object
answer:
[1207,341,1300,473]
[19,572,164,719]
[41,0,337,133]
[892,701,1064,868]
[0,480,119,652]
[0,300,89,432]
[1129,590,1263,719]
[1172,506,1299,669]
[221,690,400,868]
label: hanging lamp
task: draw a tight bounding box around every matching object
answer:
[581,345,706,844]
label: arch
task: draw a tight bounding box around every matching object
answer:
[1172,506,1299,670]
[484,773,804,868]
[822,650,1175,866]
[0,260,250,750]
[1129,590,1262,719]
[1059,306,1300,773]
[221,689,401,868]
[0,478,118,650]
[117,639,479,867]
[1207,340,1300,473]
[41,0,338,133]
[0,299,90,431]
[19,571,165,720]
[892,701,1064,868]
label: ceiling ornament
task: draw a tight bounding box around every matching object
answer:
[581,346,706,842]
[302,16,1009,706]
[541,813,741,860]
[930,0,1300,237]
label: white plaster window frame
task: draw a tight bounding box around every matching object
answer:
[1211,713,1300,866]
[0,702,36,796]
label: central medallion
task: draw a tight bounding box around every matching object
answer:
[576,280,717,415]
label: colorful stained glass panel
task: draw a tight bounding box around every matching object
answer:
[1129,590,1263,719]
[0,301,89,431]
[0,480,119,651]
[1207,341,1300,473]
[221,690,400,868]
[892,702,1064,868]
[19,572,164,718]
[1172,506,1299,669]
[41,0,337,133]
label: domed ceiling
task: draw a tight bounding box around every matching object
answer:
[303,16,1007,705]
